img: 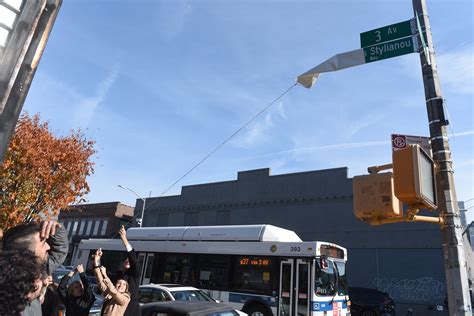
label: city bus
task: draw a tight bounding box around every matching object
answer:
[75,225,349,316]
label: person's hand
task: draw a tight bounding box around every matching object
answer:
[94,248,102,265]
[95,248,103,258]
[76,264,84,273]
[119,225,128,243]
[43,275,53,287]
[40,220,61,239]
[99,266,107,276]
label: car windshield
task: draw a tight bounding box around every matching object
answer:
[172,290,213,302]
[334,260,348,295]
[314,258,336,296]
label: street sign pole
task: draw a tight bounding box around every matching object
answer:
[413,0,471,314]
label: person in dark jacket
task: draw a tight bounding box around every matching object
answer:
[2,220,69,316]
[57,264,96,316]
[0,250,48,315]
[41,278,64,316]
[118,225,140,316]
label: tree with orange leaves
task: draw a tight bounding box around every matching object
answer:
[0,113,96,230]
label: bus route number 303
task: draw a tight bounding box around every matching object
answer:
[290,246,301,252]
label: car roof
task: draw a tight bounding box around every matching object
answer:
[141,301,237,316]
[140,284,201,292]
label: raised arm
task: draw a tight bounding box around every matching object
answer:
[92,248,108,293]
[42,221,69,274]
[58,269,75,302]
[101,276,131,306]
[77,264,95,305]
[119,225,140,278]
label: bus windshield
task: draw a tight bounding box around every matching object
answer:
[334,260,348,295]
[314,258,336,296]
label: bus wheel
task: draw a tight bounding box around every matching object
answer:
[244,303,270,316]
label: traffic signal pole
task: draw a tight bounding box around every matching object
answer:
[413,0,471,314]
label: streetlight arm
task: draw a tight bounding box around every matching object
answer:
[117,184,145,202]
[118,184,147,227]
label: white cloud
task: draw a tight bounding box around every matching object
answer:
[437,46,474,95]
[456,159,474,168]
[153,1,192,40]
[451,130,474,137]
[247,128,474,161]
[346,113,387,137]
[232,101,286,148]
[72,65,120,127]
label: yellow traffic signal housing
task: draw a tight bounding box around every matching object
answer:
[353,172,402,222]
[393,144,437,209]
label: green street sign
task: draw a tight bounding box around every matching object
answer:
[363,36,417,63]
[360,20,413,48]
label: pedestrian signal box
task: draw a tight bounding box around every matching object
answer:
[393,144,437,209]
[353,172,402,222]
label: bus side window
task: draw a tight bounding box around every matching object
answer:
[231,256,274,295]
[196,254,229,291]
[152,254,194,285]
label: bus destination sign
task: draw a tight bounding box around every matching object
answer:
[239,257,270,267]
[320,245,344,259]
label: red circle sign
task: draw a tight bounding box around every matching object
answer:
[393,136,406,148]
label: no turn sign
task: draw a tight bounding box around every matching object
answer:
[392,135,407,149]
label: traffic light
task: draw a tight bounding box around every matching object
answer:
[393,144,437,209]
[353,172,402,222]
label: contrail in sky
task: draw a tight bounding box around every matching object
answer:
[251,129,474,159]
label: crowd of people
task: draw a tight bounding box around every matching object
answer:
[0,222,139,316]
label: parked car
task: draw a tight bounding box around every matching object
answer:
[138,284,216,304]
[140,301,247,316]
[349,287,396,316]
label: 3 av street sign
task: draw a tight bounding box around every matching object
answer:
[360,20,414,48]
[363,36,417,63]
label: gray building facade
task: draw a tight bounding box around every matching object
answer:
[136,167,470,315]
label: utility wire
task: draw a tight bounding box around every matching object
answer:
[154,82,298,200]
[119,82,298,229]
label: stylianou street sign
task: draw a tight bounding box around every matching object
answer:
[363,36,417,63]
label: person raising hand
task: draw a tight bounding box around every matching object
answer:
[118,225,140,316]
[57,264,95,316]
[93,248,130,315]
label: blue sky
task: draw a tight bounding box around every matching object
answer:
[23,1,473,221]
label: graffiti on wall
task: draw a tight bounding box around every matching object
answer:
[373,277,445,303]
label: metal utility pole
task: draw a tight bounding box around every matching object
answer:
[0,0,62,163]
[412,0,471,314]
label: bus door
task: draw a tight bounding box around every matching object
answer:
[142,253,155,284]
[295,259,310,316]
[279,260,293,316]
[137,253,146,284]
[279,259,311,316]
